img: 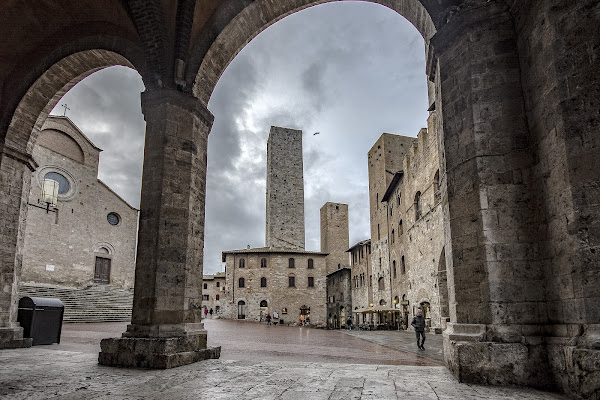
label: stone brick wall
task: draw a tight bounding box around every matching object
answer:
[201,273,226,316]
[326,268,352,329]
[367,134,415,313]
[349,240,371,324]
[222,250,326,327]
[265,126,305,250]
[320,202,350,274]
[21,116,138,289]
[391,113,445,329]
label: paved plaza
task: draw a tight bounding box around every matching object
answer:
[0,320,569,399]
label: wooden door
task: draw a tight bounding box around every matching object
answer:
[94,257,111,284]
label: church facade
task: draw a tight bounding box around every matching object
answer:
[20,116,138,289]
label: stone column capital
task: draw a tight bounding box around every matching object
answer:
[0,141,38,171]
[141,88,214,128]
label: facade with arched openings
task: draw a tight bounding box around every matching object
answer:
[0,1,598,397]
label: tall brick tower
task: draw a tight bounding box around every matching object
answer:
[320,202,350,274]
[265,126,305,250]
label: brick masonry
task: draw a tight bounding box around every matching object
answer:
[265,126,305,251]
[0,1,597,397]
[21,116,138,290]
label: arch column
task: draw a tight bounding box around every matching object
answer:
[434,2,550,387]
[99,88,220,368]
[0,143,36,349]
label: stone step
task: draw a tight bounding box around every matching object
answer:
[18,284,134,323]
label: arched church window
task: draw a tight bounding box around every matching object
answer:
[261,277,267,287]
[238,277,245,288]
[239,258,245,268]
[261,258,267,268]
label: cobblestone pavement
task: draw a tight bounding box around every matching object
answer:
[0,320,569,399]
[340,328,444,363]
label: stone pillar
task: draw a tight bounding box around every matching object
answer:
[99,88,220,368]
[433,2,551,387]
[0,143,36,349]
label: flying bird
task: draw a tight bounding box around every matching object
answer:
[313,132,320,135]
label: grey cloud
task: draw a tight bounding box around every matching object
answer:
[47,2,429,275]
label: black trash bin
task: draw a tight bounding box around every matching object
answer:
[17,297,64,345]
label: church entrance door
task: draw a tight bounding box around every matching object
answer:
[94,257,111,284]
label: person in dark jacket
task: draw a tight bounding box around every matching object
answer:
[411,308,426,350]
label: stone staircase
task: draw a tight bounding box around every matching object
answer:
[18,284,134,323]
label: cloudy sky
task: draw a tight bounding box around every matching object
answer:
[50,2,429,275]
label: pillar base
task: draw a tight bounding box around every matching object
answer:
[443,323,553,388]
[0,327,33,349]
[98,331,220,369]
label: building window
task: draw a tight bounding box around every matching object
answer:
[202,295,209,301]
[415,191,422,220]
[203,283,208,289]
[391,229,395,243]
[107,212,120,226]
[216,281,220,287]
[216,294,220,301]
[289,258,295,268]
[308,258,314,269]
[261,258,267,268]
[261,277,267,287]
[289,276,296,287]
[377,224,380,240]
[369,275,372,287]
[401,256,406,274]
[308,276,314,287]
[378,277,385,291]
[397,192,401,206]
[260,300,268,307]
[239,258,245,268]
[238,277,245,288]
[393,260,397,279]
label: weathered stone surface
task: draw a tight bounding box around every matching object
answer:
[0,1,597,398]
[20,116,138,289]
[99,336,220,369]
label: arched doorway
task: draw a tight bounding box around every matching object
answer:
[237,301,246,320]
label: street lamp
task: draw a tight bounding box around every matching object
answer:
[41,179,59,213]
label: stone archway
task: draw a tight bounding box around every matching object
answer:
[0,2,597,397]
[0,48,143,349]
[182,0,563,391]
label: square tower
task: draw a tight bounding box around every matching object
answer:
[265,126,305,250]
[320,202,350,274]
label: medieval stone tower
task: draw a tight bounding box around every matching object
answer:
[320,202,350,274]
[265,126,305,250]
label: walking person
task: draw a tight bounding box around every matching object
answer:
[204,307,208,319]
[411,308,426,350]
[266,313,271,326]
[209,308,213,318]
